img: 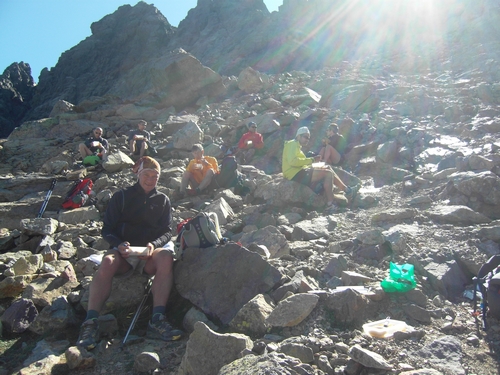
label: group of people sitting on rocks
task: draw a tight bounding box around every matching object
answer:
[76,120,358,350]
[77,120,153,166]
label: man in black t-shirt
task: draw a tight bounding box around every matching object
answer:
[128,120,151,157]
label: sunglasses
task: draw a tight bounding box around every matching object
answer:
[250,126,257,128]
[301,135,310,139]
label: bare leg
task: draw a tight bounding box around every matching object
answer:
[139,141,147,157]
[79,143,92,159]
[197,169,215,191]
[323,145,341,165]
[143,249,174,308]
[129,140,136,155]
[87,252,132,313]
[180,171,199,192]
[310,168,334,203]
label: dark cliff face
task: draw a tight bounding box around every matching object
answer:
[1,0,500,136]
[0,62,35,138]
[25,2,176,122]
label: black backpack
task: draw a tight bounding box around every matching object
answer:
[474,254,500,329]
[214,156,238,188]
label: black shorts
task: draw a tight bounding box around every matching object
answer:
[291,168,313,186]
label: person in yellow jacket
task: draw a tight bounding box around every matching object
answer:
[180,144,219,196]
[282,127,354,212]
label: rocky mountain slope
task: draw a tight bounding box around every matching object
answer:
[2,0,500,136]
[1,1,500,375]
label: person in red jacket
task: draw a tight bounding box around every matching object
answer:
[237,122,264,164]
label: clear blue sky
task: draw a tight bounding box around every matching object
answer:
[0,0,282,82]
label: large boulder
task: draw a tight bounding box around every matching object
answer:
[174,244,282,324]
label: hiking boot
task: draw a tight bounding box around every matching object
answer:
[147,314,183,341]
[186,188,198,196]
[325,203,338,214]
[76,319,99,350]
[345,184,361,200]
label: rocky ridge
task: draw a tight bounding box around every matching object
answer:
[2,0,500,135]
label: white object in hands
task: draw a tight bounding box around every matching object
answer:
[312,162,326,168]
[247,140,253,145]
[127,246,149,256]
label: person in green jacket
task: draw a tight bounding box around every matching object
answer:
[282,126,354,212]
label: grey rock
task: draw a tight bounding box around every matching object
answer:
[356,228,385,245]
[177,321,253,375]
[239,225,290,258]
[134,352,161,373]
[279,342,314,363]
[322,288,376,325]
[266,293,319,327]
[101,151,134,173]
[218,352,302,375]
[20,218,58,236]
[23,275,79,307]
[183,307,219,333]
[291,216,336,241]
[426,205,491,226]
[403,304,432,323]
[414,336,465,375]
[29,296,77,335]
[65,346,96,370]
[229,294,273,337]
[57,206,101,225]
[175,244,282,324]
[424,261,469,299]
[348,344,392,370]
[1,298,38,333]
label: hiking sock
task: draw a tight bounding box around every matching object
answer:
[85,310,99,321]
[152,306,167,323]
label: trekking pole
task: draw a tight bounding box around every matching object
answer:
[37,179,57,218]
[121,277,153,347]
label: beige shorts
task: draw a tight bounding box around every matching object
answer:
[106,241,176,279]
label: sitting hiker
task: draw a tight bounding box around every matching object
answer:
[319,123,347,166]
[180,144,219,196]
[76,156,182,350]
[282,126,355,213]
[128,120,151,158]
[237,121,264,163]
[79,127,109,161]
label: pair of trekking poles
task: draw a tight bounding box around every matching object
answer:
[37,179,57,218]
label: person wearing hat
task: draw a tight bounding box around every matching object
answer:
[282,126,354,212]
[180,144,220,196]
[128,120,151,158]
[237,121,264,164]
[77,156,182,350]
[79,127,109,161]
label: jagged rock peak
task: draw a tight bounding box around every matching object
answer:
[0,62,36,138]
[26,2,176,122]
[90,1,174,37]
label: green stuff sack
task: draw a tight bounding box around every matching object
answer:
[380,262,417,293]
[83,155,101,166]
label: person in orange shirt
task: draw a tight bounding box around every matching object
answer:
[237,122,264,163]
[180,144,219,196]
